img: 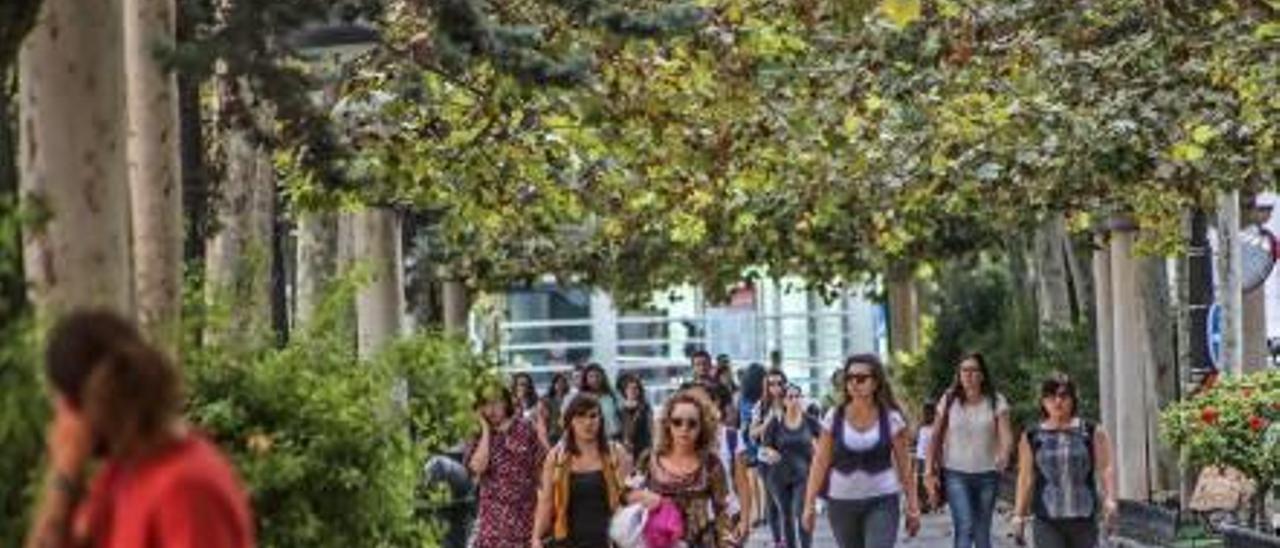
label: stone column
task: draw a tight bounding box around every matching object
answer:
[1110,219,1151,500]
[1092,232,1117,441]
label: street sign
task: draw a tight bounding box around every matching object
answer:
[1207,303,1222,368]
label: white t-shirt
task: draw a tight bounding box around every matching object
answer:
[822,408,906,501]
[716,425,746,515]
[914,425,933,461]
[939,394,1009,473]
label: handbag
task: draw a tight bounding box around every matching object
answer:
[610,503,648,548]
[1190,465,1255,512]
[643,500,685,548]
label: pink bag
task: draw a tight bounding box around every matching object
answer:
[643,500,685,548]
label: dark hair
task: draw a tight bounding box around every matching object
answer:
[944,352,999,409]
[546,372,571,400]
[580,363,615,398]
[922,400,938,425]
[690,350,712,363]
[740,363,767,403]
[45,309,184,457]
[1039,372,1078,418]
[842,353,903,413]
[761,368,789,411]
[618,372,646,401]
[563,393,608,456]
[511,372,538,410]
[476,385,516,418]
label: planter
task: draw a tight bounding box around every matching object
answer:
[1221,524,1280,548]
[1116,499,1180,545]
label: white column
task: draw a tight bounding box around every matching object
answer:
[1110,222,1151,500]
[591,290,618,374]
[1217,191,1244,375]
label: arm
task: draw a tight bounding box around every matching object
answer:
[748,404,773,441]
[733,452,753,540]
[467,424,492,477]
[803,428,834,514]
[531,453,557,545]
[1012,434,1034,538]
[892,424,921,521]
[1093,428,1118,524]
[995,401,1014,470]
[534,416,551,452]
[25,472,87,548]
[708,459,733,547]
[923,399,946,481]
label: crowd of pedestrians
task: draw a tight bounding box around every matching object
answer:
[20,310,1118,548]
[460,350,1118,548]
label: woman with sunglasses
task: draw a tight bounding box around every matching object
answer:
[630,391,736,547]
[1012,373,1117,548]
[802,354,921,548]
[924,352,1013,548]
[749,368,790,546]
[760,384,822,548]
[531,393,631,548]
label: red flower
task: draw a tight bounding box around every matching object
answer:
[1242,388,1254,398]
[1250,416,1268,432]
[1202,406,1220,425]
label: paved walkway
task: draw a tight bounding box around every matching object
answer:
[747,506,1022,547]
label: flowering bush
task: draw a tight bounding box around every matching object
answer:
[1161,369,1280,509]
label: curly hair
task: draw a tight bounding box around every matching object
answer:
[655,391,717,457]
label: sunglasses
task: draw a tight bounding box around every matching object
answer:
[848,373,874,384]
[669,417,700,430]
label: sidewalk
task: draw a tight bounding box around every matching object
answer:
[746,507,1022,547]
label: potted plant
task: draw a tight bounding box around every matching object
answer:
[1162,369,1280,544]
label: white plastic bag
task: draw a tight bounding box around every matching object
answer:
[609,502,648,548]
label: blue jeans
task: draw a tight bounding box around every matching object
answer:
[944,470,1000,548]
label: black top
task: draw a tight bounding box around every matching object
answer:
[620,401,653,463]
[568,471,611,547]
[829,404,893,475]
[765,415,821,485]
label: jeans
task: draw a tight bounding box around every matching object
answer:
[1032,518,1099,548]
[827,494,900,548]
[944,469,999,548]
[768,477,812,548]
[762,465,783,542]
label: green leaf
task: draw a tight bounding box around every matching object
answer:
[1172,142,1207,162]
[1192,124,1218,145]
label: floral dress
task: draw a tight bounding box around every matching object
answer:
[467,418,545,548]
[639,451,733,548]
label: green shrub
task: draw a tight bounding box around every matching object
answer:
[0,315,44,546]
[187,283,496,547]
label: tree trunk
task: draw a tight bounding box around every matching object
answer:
[353,207,403,359]
[1216,191,1244,375]
[19,0,134,318]
[295,212,338,327]
[204,125,274,346]
[1034,215,1073,329]
[1093,234,1117,447]
[1110,222,1152,500]
[176,0,207,268]
[442,280,469,335]
[125,0,182,354]
[887,264,920,359]
[1140,254,1179,495]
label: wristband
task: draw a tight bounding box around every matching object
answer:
[50,471,84,499]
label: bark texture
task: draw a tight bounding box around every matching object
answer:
[20,0,134,318]
[354,207,403,359]
[125,0,183,353]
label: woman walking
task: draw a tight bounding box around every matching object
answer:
[542,373,572,444]
[751,368,789,546]
[630,392,737,547]
[1012,373,1117,548]
[761,384,822,548]
[580,363,623,441]
[467,387,546,548]
[531,393,631,548]
[618,373,653,463]
[924,352,1013,548]
[802,354,921,548]
[512,373,541,420]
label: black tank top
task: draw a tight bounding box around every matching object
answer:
[568,471,611,547]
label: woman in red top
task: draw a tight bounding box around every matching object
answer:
[25,309,254,548]
[467,387,547,548]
